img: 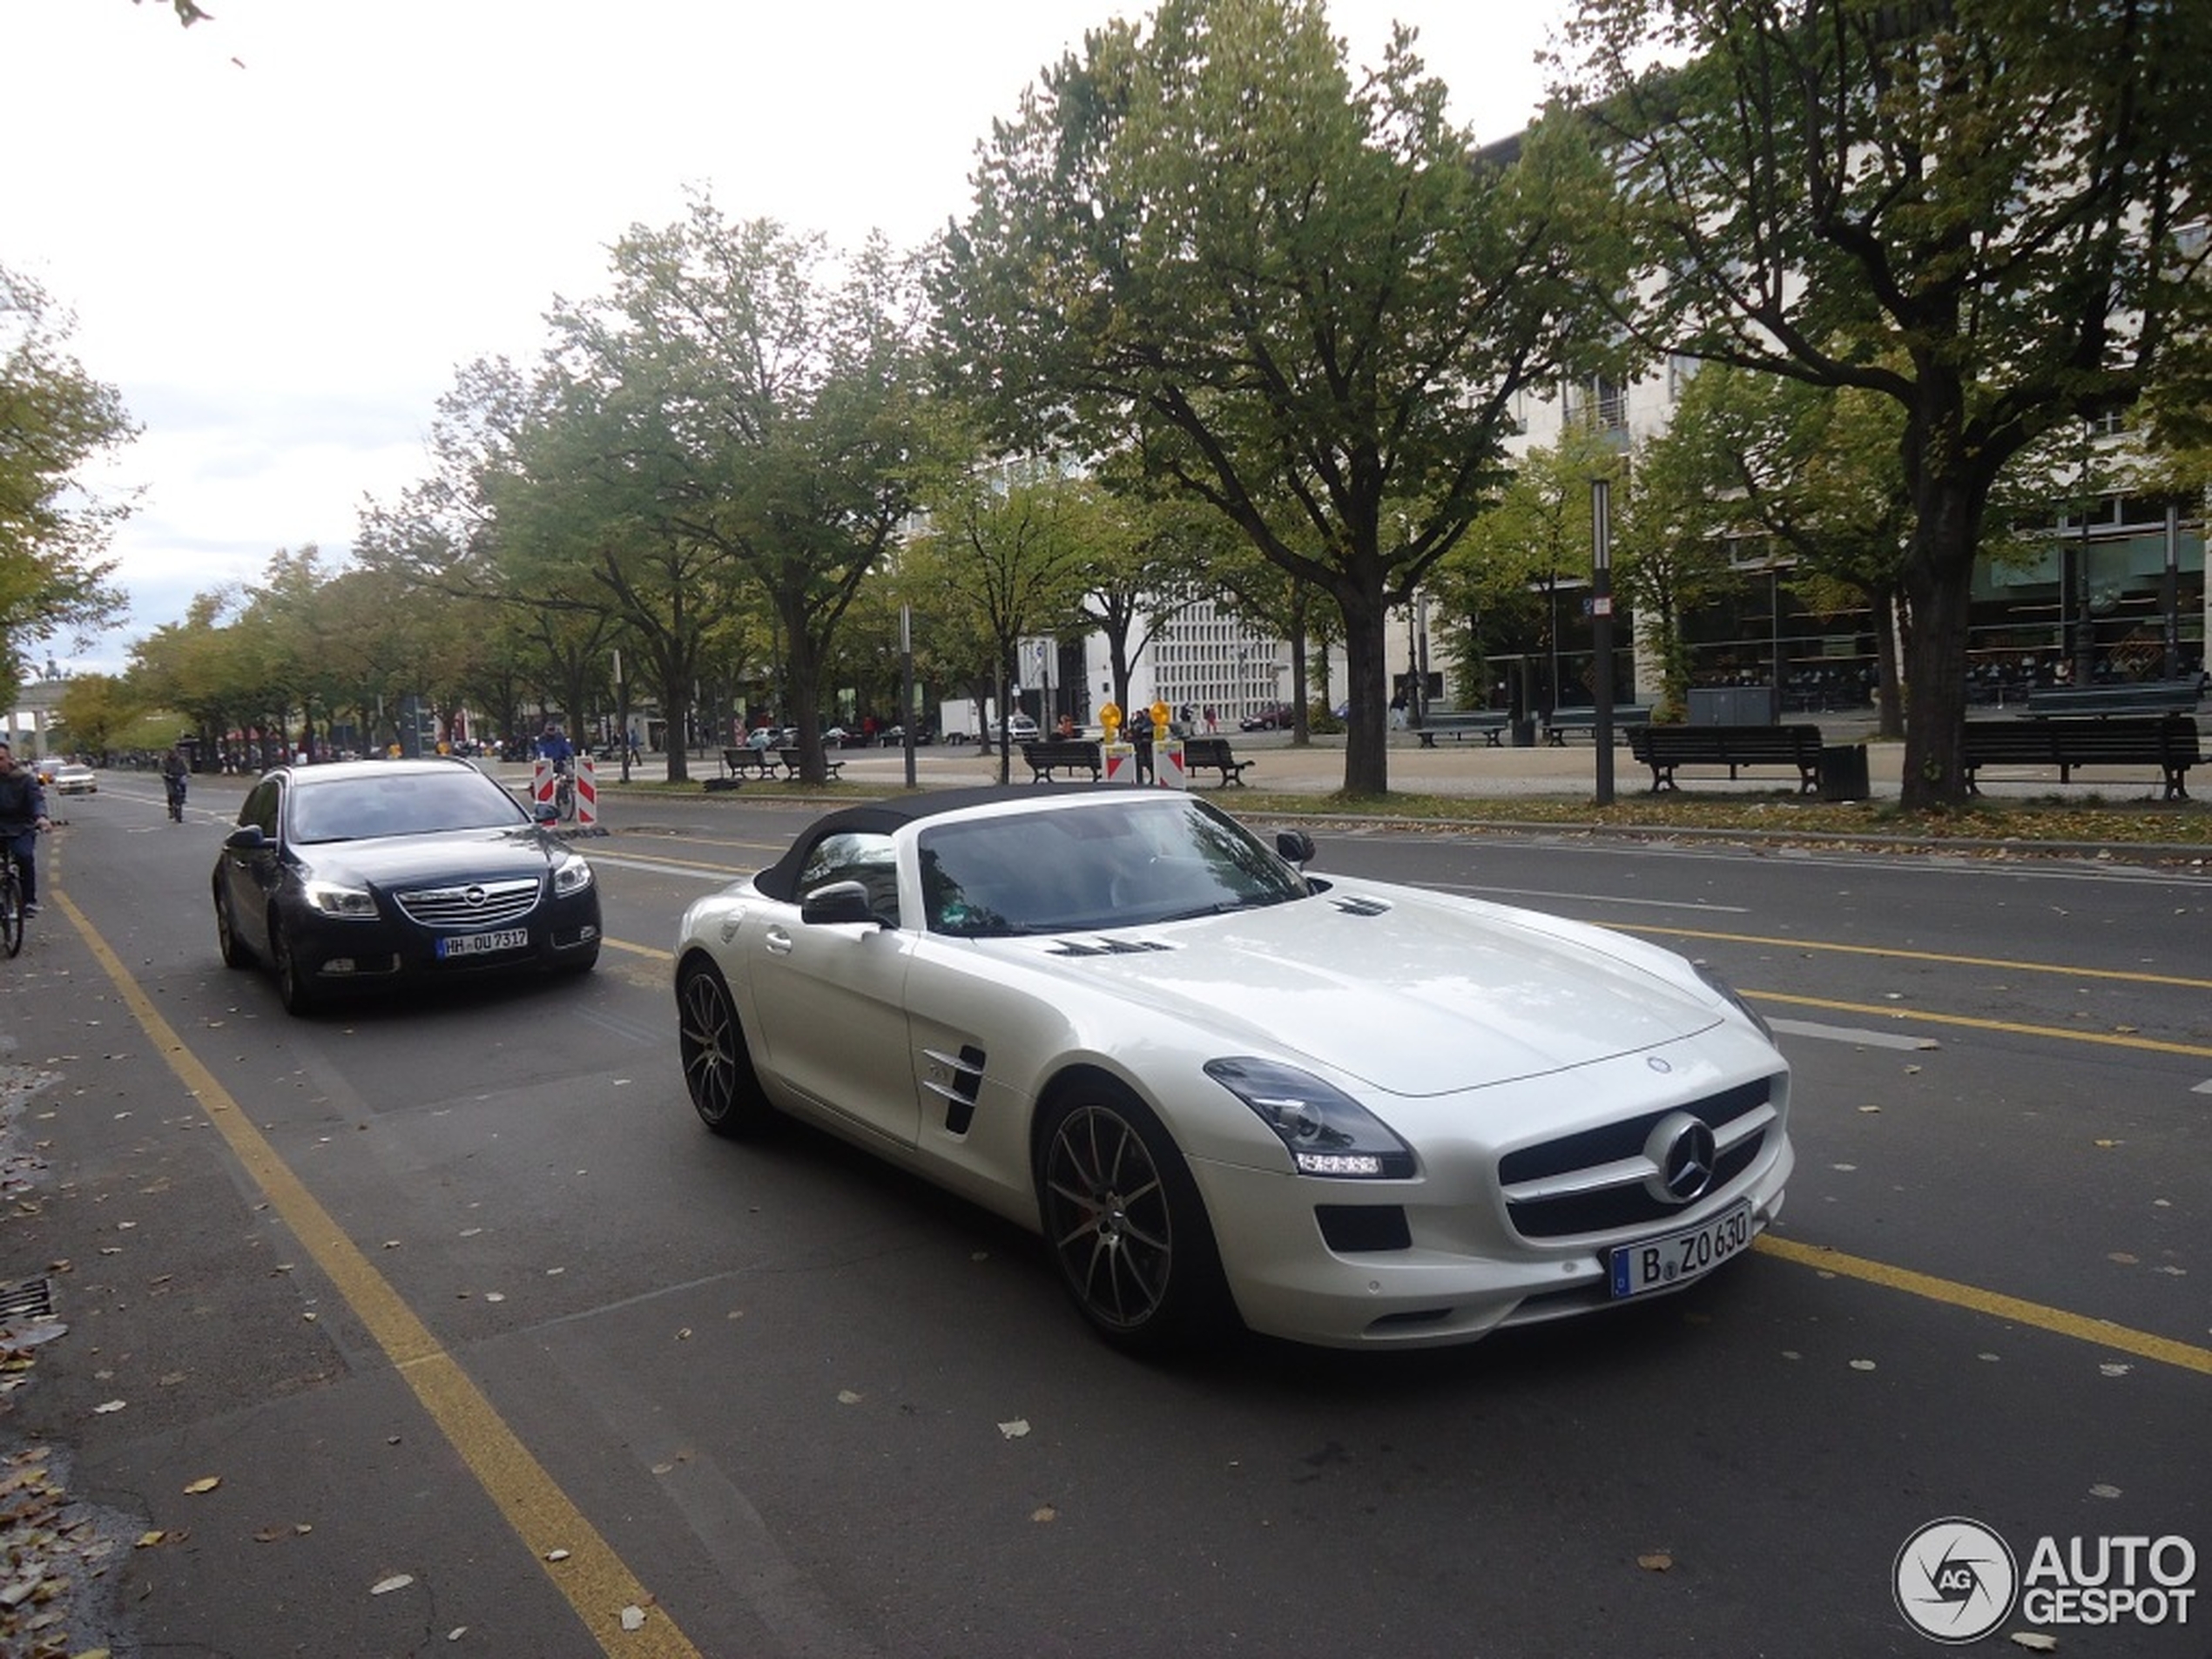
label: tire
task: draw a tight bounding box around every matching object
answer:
[214,882,255,968]
[269,914,320,1015]
[1034,1082,1235,1354]
[676,958,772,1136]
[0,876,21,960]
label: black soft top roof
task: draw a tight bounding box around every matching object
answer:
[751,784,1144,901]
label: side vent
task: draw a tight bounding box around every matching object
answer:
[923,1043,988,1135]
[1331,895,1393,917]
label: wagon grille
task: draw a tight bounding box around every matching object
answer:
[395,876,542,928]
[1497,1075,1782,1239]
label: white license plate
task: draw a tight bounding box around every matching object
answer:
[1608,1202,1753,1298]
[436,928,529,960]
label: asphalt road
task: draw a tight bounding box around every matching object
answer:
[3,771,2207,1658]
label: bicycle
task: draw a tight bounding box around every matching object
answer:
[550,757,577,823]
[0,843,24,958]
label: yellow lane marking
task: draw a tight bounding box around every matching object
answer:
[1622,924,2212,991]
[57,892,705,1658]
[1748,989,2212,1058]
[1756,1236,2212,1378]
[604,936,675,961]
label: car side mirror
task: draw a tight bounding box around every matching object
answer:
[800,880,879,927]
[531,801,560,826]
[225,825,269,853]
[1276,829,1317,867]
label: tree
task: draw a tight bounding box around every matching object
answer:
[913,469,1096,779]
[1629,366,1911,731]
[1,266,133,705]
[513,203,945,785]
[937,0,1626,793]
[1433,423,1636,723]
[54,671,131,757]
[1564,0,2212,806]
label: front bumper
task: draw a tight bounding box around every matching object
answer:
[1184,1051,1796,1350]
[287,894,602,988]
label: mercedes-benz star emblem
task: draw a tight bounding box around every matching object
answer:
[1643,1111,1717,1204]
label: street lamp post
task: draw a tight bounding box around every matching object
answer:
[1590,478,1615,806]
[901,605,916,789]
[2163,501,2182,682]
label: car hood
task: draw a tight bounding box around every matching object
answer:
[294,826,574,887]
[1013,885,1727,1096]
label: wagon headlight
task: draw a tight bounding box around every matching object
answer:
[303,879,378,921]
[1695,963,1775,1043]
[1204,1058,1415,1179]
[552,853,596,896]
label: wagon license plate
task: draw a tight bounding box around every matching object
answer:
[437,928,529,960]
[1608,1202,1753,1299]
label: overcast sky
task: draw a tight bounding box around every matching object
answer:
[6,0,1572,673]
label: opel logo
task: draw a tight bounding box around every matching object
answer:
[1643,1111,1717,1204]
[464,885,488,907]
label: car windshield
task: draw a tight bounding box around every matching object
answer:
[288,770,526,845]
[917,795,1307,937]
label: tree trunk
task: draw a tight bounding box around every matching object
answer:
[785,634,829,786]
[659,677,693,785]
[1338,590,1391,795]
[1896,546,1972,809]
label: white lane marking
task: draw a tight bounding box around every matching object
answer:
[1769,1018,1940,1051]
[1433,883,1750,914]
[589,852,750,881]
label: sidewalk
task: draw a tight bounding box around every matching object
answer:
[630,715,1919,801]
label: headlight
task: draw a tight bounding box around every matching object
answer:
[1695,962,1775,1042]
[1204,1057,1416,1179]
[552,853,595,897]
[302,879,377,921]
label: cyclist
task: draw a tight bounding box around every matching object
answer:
[536,722,577,818]
[159,744,190,820]
[0,742,54,918]
[536,722,575,771]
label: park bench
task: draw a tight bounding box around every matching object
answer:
[2024,680,2204,718]
[1181,737,1254,786]
[1961,715,2201,801]
[720,746,779,780]
[1628,724,1825,794]
[1415,710,1509,747]
[1021,738,1104,782]
[776,746,844,782]
[1544,705,1656,745]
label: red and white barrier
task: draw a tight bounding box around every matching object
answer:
[1152,738,1187,790]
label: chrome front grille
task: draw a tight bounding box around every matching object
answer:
[395,875,542,928]
[1498,1075,1782,1240]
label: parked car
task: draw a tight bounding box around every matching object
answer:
[51,762,98,795]
[985,713,1042,743]
[671,786,1792,1353]
[1238,704,1297,731]
[212,757,600,1015]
